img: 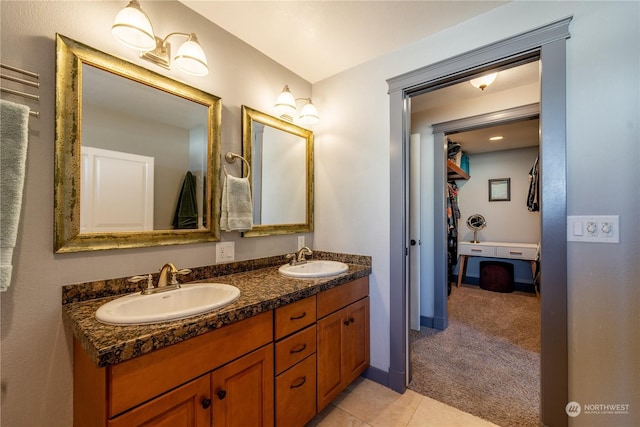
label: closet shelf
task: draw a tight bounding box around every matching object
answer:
[447,159,470,180]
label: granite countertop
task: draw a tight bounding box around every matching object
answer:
[62,252,371,368]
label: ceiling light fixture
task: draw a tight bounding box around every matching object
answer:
[489,136,504,141]
[112,0,209,76]
[274,85,320,125]
[470,72,498,91]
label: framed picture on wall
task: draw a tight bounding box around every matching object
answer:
[489,178,511,201]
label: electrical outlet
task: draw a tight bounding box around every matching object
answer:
[567,215,619,243]
[297,236,305,250]
[216,242,235,263]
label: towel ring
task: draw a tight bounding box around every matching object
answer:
[224,152,251,179]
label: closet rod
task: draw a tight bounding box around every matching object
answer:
[0,63,39,79]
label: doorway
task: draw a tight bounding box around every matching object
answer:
[408,99,541,425]
[387,17,571,427]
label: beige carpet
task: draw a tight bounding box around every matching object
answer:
[408,285,540,427]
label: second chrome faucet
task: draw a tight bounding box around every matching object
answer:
[286,246,313,266]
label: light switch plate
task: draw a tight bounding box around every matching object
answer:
[567,215,619,243]
[216,242,235,263]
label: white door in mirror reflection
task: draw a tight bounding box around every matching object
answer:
[81,147,154,232]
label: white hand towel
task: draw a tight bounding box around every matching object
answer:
[220,175,253,231]
[1,99,30,291]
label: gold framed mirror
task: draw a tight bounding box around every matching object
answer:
[241,105,313,237]
[54,34,221,253]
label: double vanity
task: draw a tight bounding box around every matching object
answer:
[63,252,371,427]
[54,33,364,427]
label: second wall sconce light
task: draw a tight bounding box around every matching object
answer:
[274,85,320,125]
[112,0,209,76]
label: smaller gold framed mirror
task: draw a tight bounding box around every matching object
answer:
[241,106,313,237]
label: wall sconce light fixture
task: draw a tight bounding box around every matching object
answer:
[274,85,320,125]
[470,72,498,91]
[112,0,209,76]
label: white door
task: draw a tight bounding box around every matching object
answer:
[409,134,421,331]
[81,146,154,232]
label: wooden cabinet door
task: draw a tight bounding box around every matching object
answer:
[212,344,274,427]
[343,297,370,385]
[108,375,210,427]
[316,308,345,411]
[317,297,370,412]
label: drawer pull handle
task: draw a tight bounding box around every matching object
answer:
[509,251,523,255]
[201,398,212,409]
[216,390,227,400]
[471,249,483,252]
[344,317,355,326]
[290,343,307,354]
[290,376,307,389]
[290,311,307,320]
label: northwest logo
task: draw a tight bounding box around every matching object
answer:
[566,401,581,417]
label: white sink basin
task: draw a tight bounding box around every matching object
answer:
[278,260,349,278]
[95,283,240,325]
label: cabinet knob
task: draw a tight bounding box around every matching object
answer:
[217,390,227,400]
[201,398,212,409]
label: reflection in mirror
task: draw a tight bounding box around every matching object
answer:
[81,65,209,231]
[55,34,221,252]
[241,106,313,237]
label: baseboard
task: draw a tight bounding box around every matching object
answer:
[432,315,447,330]
[363,365,389,387]
[419,316,434,328]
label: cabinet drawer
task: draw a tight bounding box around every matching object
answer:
[317,277,369,318]
[496,246,538,260]
[275,325,316,375]
[274,295,316,340]
[275,354,317,427]
[459,244,496,257]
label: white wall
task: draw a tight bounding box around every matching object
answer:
[0,1,311,426]
[456,147,541,284]
[457,147,540,244]
[314,2,639,426]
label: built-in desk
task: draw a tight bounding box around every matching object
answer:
[457,241,540,289]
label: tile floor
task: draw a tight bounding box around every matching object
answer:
[308,377,499,427]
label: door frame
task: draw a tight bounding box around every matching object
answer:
[387,17,572,427]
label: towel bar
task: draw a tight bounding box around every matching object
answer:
[224,152,251,179]
[0,63,40,118]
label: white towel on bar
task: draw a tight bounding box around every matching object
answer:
[220,175,253,231]
[1,99,30,291]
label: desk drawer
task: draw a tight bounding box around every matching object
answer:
[496,246,538,260]
[459,244,495,257]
